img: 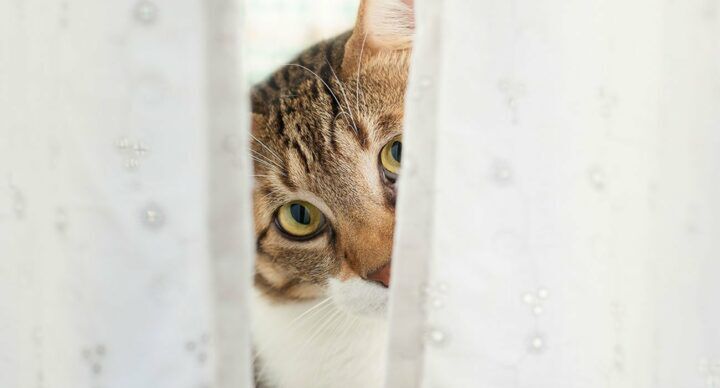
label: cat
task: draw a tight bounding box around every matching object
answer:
[249,1,414,387]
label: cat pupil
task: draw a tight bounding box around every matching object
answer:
[391,141,402,162]
[290,204,311,225]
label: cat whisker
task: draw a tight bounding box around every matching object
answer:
[250,150,287,174]
[287,297,332,328]
[326,59,360,136]
[252,299,334,364]
[251,149,283,169]
[298,308,345,355]
[250,133,284,164]
[258,191,277,203]
[285,63,351,124]
[320,311,357,361]
[251,155,287,177]
[334,111,358,129]
[254,302,339,380]
[250,155,279,171]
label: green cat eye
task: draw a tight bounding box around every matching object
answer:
[380,135,402,175]
[276,201,325,239]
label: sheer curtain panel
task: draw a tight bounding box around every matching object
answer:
[0,1,254,387]
[387,0,720,387]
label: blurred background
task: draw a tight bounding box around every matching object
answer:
[245,0,359,83]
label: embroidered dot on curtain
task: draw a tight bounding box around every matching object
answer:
[0,0,253,387]
[387,0,720,387]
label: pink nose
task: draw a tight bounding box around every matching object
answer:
[366,262,391,288]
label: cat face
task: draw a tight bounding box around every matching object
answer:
[250,0,414,317]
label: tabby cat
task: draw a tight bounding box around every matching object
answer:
[249,1,414,387]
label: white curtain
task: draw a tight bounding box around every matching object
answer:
[0,1,253,387]
[2,0,719,387]
[388,0,720,387]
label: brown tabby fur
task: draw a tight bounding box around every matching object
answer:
[250,10,411,303]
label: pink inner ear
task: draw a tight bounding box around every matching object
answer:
[401,0,414,6]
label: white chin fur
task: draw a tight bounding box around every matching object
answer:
[252,286,388,388]
[328,277,389,317]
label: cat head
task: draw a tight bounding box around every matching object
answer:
[250,0,414,317]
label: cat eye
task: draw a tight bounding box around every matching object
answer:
[275,201,326,239]
[380,135,402,178]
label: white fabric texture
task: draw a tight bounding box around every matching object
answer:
[387,0,719,387]
[0,1,253,388]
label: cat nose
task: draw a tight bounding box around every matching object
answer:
[366,261,391,288]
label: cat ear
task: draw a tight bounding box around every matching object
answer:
[358,0,414,50]
[342,0,415,74]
